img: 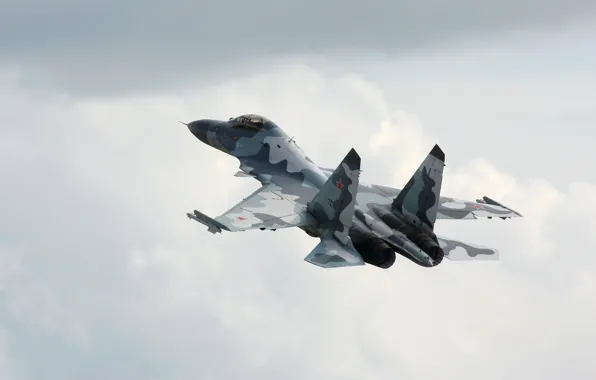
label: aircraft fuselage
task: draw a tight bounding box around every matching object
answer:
[186,115,442,268]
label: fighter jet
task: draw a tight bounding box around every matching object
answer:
[184,114,522,269]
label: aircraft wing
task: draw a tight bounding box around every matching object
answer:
[354,181,522,222]
[187,182,314,233]
[437,196,522,220]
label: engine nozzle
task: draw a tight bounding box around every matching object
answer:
[409,232,444,265]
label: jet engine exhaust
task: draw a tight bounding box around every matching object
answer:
[352,238,396,269]
[369,206,444,266]
[409,232,444,265]
[350,223,396,269]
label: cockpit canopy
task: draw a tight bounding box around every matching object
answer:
[229,114,274,130]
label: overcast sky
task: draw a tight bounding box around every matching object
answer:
[1,1,596,380]
[3,0,596,95]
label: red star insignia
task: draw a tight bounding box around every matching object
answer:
[473,204,483,209]
[336,179,344,190]
[237,216,246,220]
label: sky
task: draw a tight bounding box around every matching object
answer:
[1,1,596,379]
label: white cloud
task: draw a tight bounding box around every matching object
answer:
[0,63,595,380]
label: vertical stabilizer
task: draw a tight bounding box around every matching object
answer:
[307,148,361,245]
[392,144,445,230]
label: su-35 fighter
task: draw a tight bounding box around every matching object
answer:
[184,114,522,269]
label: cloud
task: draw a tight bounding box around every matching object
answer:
[2,0,596,95]
[1,64,596,379]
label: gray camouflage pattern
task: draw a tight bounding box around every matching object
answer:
[437,236,499,260]
[304,232,365,268]
[392,144,445,231]
[306,148,361,245]
[185,114,522,269]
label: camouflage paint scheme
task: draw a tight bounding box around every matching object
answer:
[185,114,523,269]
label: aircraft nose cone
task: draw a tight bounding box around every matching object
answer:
[187,119,214,144]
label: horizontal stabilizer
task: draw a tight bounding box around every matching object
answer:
[304,233,365,268]
[437,236,499,261]
[187,210,230,234]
